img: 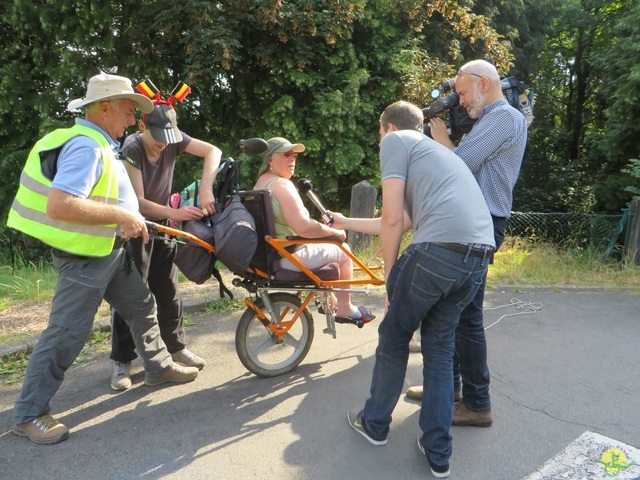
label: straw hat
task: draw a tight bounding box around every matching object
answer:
[67,73,154,113]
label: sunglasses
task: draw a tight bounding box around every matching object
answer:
[277,151,298,158]
[457,69,484,80]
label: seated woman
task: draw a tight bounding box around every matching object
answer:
[254,137,374,324]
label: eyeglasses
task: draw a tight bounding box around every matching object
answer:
[457,69,484,80]
[277,151,298,158]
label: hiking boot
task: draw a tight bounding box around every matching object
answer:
[406,385,423,401]
[13,415,69,445]
[144,363,199,387]
[171,348,206,370]
[406,386,462,403]
[409,338,421,353]
[111,361,132,391]
[417,435,451,478]
[347,408,387,446]
[452,402,493,427]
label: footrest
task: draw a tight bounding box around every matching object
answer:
[334,317,364,328]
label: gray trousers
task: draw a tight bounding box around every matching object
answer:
[14,244,172,425]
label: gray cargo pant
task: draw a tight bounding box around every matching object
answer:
[14,243,172,425]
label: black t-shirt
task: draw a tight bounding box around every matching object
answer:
[121,131,192,221]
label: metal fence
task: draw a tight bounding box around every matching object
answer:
[507,210,629,252]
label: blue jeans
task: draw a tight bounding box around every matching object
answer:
[360,242,488,468]
[453,216,507,411]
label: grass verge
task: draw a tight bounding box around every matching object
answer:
[1,329,111,386]
[0,263,57,310]
[1,236,638,385]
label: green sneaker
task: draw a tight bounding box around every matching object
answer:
[347,408,387,446]
[417,435,450,478]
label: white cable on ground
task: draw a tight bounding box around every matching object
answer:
[484,297,543,331]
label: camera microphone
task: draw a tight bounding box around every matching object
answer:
[295,178,334,225]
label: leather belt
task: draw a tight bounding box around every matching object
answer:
[431,242,493,259]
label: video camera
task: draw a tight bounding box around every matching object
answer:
[422,76,534,140]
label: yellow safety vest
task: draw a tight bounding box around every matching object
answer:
[7,124,120,256]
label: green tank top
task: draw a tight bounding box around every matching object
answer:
[263,179,297,238]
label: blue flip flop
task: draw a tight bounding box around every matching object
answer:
[335,306,376,327]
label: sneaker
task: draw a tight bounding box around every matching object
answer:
[144,363,199,387]
[13,415,69,445]
[405,386,462,403]
[347,408,387,446]
[111,361,132,391]
[171,348,206,370]
[452,402,493,427]
[416,435,451,478]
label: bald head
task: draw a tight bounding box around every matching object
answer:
[455,60,504,118]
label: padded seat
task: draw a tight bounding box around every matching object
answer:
[237,189,341,285]
[273,262,340,282]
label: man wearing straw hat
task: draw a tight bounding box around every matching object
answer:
[7,73,200,445]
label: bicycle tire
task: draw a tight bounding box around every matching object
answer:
[235,292,314,377]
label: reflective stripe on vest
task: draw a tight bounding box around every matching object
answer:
[7,124,119,257]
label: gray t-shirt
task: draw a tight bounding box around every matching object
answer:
[121,131,192,221]
[380,129,495,247]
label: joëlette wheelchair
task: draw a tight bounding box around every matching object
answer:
[150,188,384,378]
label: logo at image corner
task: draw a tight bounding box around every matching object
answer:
[598,447,637,477]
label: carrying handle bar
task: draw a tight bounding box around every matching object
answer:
[145,221,216,253]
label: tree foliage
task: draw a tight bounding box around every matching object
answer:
[1,0,639,249]
[512,0,638,213]
[0,0,513,221]
[590,0,640,210]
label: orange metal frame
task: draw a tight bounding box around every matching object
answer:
[149,221,385,339]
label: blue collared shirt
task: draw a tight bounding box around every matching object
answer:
[51,118,138,213]
[453,99,527,218]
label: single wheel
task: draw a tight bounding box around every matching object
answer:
[235,292,314,377]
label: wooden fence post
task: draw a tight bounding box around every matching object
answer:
[347,181,378,251]
[627,199,640,265]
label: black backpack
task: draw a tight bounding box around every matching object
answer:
[212,194,257,275]
[172,154,259,297]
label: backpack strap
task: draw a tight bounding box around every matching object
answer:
[212,265,234,299]
[214,157,240,212]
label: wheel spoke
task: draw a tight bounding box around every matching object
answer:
[250,335,277,356]
[282,332,302,349]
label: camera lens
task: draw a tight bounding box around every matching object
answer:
[440,78,456,92]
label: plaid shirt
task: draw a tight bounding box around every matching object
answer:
[454,99,528,218]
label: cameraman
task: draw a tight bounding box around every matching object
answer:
[407,60,527,428]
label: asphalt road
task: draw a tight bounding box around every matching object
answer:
[1,285,639,480]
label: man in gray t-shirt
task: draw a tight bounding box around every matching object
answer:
[380,129,494,247]
[339,101,493,477]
